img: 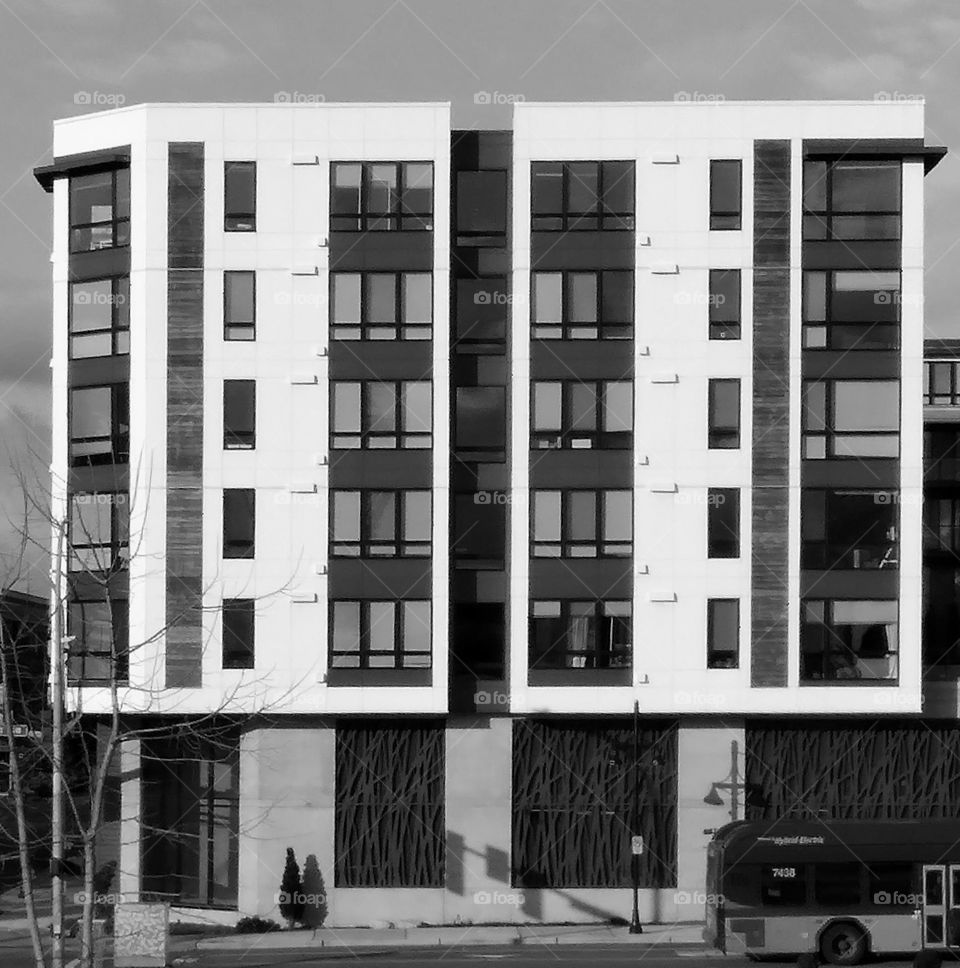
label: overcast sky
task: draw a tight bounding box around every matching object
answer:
[1,0,958,589]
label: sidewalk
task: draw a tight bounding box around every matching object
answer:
[197,921,707,950]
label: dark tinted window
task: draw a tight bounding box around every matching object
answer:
[223,489,255,559]
[224,272,256,340]
[709,270,741,340]
[760,864,805,906]
[222,599,255,669]
[457,170,507,234]
[456,387,506,450]
[710,160,742,230]
[814,863,863,907]
[456,278,507,342]
[224,161,256,231]
[708,380,740,449]
[224,380,255,449]
[708,488,739,558]
[707,599,739,668]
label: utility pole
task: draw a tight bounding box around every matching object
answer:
[629,699,642,934]
[50,519,66,968]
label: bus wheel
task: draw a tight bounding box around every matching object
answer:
[819,922,868,966]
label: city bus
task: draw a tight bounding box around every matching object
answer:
[704,818,960,964]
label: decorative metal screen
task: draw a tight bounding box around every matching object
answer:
[511,718,677,888]
[746,720,960,819]
[335,720,445,887]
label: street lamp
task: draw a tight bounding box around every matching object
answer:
[629,699,642,934]
[702,740,746,822]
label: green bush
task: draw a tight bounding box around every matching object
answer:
[236,916,281,934]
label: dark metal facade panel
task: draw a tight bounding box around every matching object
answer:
[328,559,433,599]
[528,450,633,489]
[531,232,635,270]
[530,342,634,380]
[329,232,434,270]
[751,140,792,688]
[327,342,433,379]
[165,143,205,689]
[529,559,634,599]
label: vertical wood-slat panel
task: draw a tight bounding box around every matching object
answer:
[166,143,205,688]
[751,140,791,688]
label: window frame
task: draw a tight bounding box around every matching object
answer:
[802,488,899,570]
[528,599,632,670]
[802,269,901,351]
[531,269,634,340]
[330,380,433,450]
[67,597,129,685]
[530,160,636,231]
[708,269,741,340]
[330,489,432,558]
[707,598,740,669]
[68,491,129,574]
[223,488,256,559]
[530,489,633,558]
[802,378,900,460]
[223,270,256,341]
[69,383,130,467]
[224,161,257,232]
[330,161,434,232]
[222,598,255,669]
[68,167,130,253]
[803,158,902,242]
[223,380,256,450]
[329,600,432,669]
[530,380,633,450]
[709,159,742,231]
[330,271,433,341]
[708,379,741,449]
[925,361,960,406]
[800,598,899,683]
[69,276,130,359]
[707,488,740,559]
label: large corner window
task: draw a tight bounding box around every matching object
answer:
[802,380,899,459]
[224,161,256,232]
[803,159,901,241]
[802,489,898,570]
[331,490,431,558]
[331,381,432,450]
[67,598,129,684]
[801,599,899,682]
[531,490,632,558]
[803,270,900,351]
[330,600,432,669]
[531,380,632,450]
[69,384,129,467]
[531,161,635,231]
[331,272,432,341]
[529,600,631,669]
[330,161,433,231]
[69,277,129,359]
[709,160,742,231]
[531,270,633,340]
[69,492,129,573]
[69,168,130,252]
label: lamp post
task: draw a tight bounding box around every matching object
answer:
[629,699,642,934]
[703,740,745,822]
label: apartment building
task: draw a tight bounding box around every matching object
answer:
[34,100,947,926]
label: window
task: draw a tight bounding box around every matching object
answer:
[69,277,129,358]
[69,492,129,573]
[224,161,256,231]
[814,863,863,907]
[331,272,432,340]
[709,160,742,231]
[529,600,631,669]
[331,490,431,557]
[926,497,960,554]
[330,161,433,231]
[868,862,914,907]
[803,270,900,350]
[531,271,633,340]
[803,380,899,459]
[456,170,508,235]
[926,361,960,405]
[707,488,740,558]
[803,159,901,241]
[709,270,741,340]
[223,380,255,449]
[531,490,632,557]
[531,380,632,449]
[708,379,741,449]
[222,599,254,669]
[224,271,255,340]
[67,598,128,684]
[69,384,129,466]
[760,865,806,906]
[802,490,898,569]
[330,600,431,669]
[330,381,432,449]
[455,387,506,451]
[801,599,899,681]
[456,278,508,343]
[707,599,739,669]
[223,489,255,559]
[531,161,635,231]
[69,168,130,252]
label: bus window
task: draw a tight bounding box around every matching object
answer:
[814,863,862,907]
[927,867,944,906]
[761,864,806,906]
[868,861,914,906]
